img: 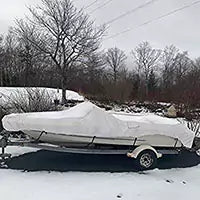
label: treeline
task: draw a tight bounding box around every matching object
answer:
[0,32,200,107]
[0,0,200,108]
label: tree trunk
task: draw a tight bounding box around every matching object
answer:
[145,73,149,99]
[114,67,117,85]
[61,75,67,104]
[0,65,3,86]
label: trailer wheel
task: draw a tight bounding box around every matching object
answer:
[136,150,157,170]
[196,149,200,156]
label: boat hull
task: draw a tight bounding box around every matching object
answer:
[23,130,182,148]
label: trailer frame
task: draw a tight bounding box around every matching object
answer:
[0,131,182,160]
[2,130,200,170]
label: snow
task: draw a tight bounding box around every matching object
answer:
[0,146,200,200]
[157,102,171,106]
[5,146,39,157]
[113,112,179,125]
[0,165,200,200]
[0,87,84,103]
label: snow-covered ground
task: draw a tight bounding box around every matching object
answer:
[1,162,200,200]
[0,87,84,104]
[0,146,200,200]
[5,146,40,157]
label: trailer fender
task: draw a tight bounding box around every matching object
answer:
[127,145,162,159]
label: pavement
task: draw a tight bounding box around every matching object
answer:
[3,150,200,172]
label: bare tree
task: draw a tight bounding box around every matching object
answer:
[161,45,179,89]
[132,41,161,97]
[162,46,191,85]
[0,31,19,86]
[174,51,191,83]
[83,52,105,94]
[3,29,22,86]
[0,35,3,86]
[105,47,127,84]
[16,0,105,103]
[85,52,105,82]
[160,45,192,102]
[177,58,200,109]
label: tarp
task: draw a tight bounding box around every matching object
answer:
[2,102,195,148]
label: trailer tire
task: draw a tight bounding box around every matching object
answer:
[135,150,157,170]
[196,149,200,156]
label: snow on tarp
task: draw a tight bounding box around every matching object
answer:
[2,102,195,148]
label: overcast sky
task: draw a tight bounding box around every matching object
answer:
[0,0,200,58]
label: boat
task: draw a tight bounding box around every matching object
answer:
[2,102,194,149]
[1,102,198,170]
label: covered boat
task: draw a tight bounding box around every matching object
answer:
[2,102,195,148]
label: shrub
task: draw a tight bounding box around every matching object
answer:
[1,88,59,113]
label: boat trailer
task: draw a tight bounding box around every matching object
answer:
[1,130,199,170]
[0,131,181,158]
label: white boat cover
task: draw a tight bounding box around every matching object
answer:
[2,102,195,148]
